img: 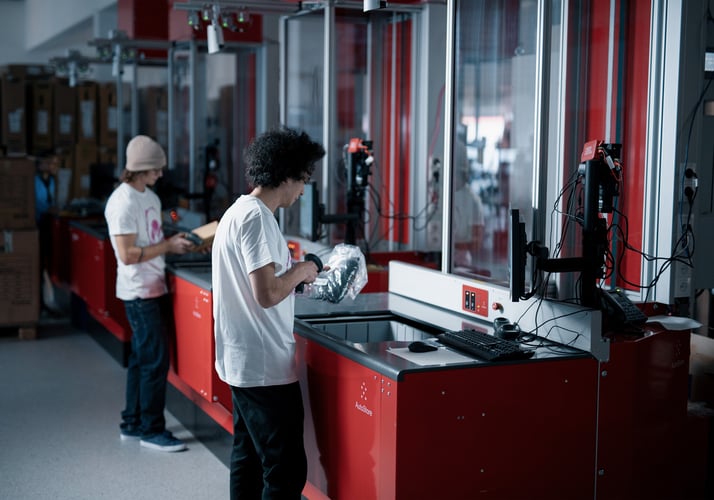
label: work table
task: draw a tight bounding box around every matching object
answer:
[166,262,591,382]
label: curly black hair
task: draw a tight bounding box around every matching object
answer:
[244,127,325,188]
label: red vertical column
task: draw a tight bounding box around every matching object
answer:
[580,0,650,290]
[379,18,412,245]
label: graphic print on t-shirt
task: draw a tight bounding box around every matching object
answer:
[145,206,163,244]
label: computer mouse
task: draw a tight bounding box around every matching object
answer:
[408,341,438,353]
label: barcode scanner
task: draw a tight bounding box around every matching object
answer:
[493,316,521,340]
[296,253,323,293]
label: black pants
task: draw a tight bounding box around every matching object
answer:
[230,382,307,500]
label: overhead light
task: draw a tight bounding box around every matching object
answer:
[50,50,92,87]
[187,10,200,30]
[364,0,386,12]
[208,20,224,53]
[206,4,224,54]
[237,9,250,25]
[201,4,212,22]
[96,44,113,62]
[207,23,224,54]
[221,12,238,31]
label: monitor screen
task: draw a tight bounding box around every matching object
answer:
[509,208,528,302]
[299,181,321,241]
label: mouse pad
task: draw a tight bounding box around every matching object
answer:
[387,347,476,366]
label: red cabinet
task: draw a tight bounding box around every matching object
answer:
[69,222,131,341]
[296,336,598,499]
[169,273,231,412]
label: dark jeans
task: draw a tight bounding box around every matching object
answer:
[230,382,307,500]
[121,295,171,437]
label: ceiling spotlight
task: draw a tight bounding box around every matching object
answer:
[202,4,212,22]
[363,0,386,12]
[237,9,250,25]
[96,43,113,62]
[221,12,238,31]
[187,10,200,30]
[207,22,224,54]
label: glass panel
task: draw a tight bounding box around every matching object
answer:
[167,46,257,224]
[282,8,416,248]
[285,12,325,141]
[136,65,170,151]
[284,11,326,238]
[451,0,540,286]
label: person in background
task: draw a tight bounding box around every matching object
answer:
[212,127,326,499]
[452,133,485,269]
[34,153,61,314]
[104,135,194,453]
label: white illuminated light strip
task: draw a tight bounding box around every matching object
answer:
[605,0,616,142]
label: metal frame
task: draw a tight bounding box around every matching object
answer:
[642,0,683,303]
[87,33,173,174]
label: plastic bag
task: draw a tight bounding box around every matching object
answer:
[302,244,368,303]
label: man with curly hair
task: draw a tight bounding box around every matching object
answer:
[212,127,326,499]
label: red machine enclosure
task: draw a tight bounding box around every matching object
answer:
[296,336,599,499]
[169,273,232,411]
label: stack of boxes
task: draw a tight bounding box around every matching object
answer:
[0,65,133,329]
[1,71,128,230]
[0,64,124,203]
[68,80,123,201]
[0,158,39,327]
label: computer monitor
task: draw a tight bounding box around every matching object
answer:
[299,181,321,241]
[509,208,528,302]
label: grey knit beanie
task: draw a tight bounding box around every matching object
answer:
[125,135,166,172]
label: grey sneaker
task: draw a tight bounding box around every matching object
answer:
[140,431,187,452]
[120,426,141,441]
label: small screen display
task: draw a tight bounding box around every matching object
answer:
[705,49,714,78]
[299,182,318,241]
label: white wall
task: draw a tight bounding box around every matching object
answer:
[25,0,115,50]
[0,0,117,66]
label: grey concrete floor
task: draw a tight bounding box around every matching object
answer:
[0,320,229,500]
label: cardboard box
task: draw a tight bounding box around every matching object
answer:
[53,80,77,148]
[0,157,35,228]
[0,64,53,80]
[98,146,117,167]
[187,221,218,252]
[0,229,40,325]
[98,82,117,149]
[1,76,27,156]
[76,82,98,145]
[72,144,98,199]
[145,86,168,148]
[28,81,54,153]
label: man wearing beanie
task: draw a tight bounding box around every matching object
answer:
[104,135,194,452]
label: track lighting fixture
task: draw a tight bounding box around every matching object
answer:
[187,10,201,30]
[50,49,92,87]
[221,12,238,32]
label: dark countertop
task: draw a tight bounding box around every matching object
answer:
[68,219,108,239]
[167,260,212,289]
[168,265,592,381]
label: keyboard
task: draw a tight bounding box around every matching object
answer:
[438,329,535,362]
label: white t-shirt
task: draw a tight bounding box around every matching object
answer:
[104,182,167,300]
[212,195,297,388]
[452,183,485,243]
